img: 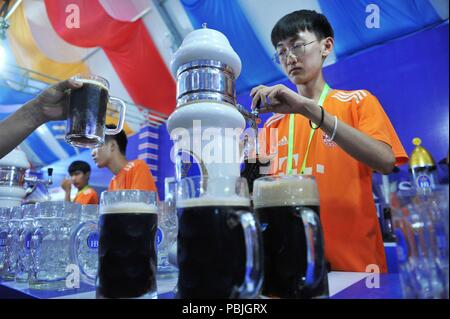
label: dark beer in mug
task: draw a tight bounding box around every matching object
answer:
[176,197,250,299]
[67,78,109,148]
[96,200,158,299]
[253,176,329,299]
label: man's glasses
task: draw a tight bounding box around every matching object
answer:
[272,40,317,64]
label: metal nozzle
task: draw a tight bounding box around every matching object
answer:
[24,167,53,186]
[235,104,261,128]
[236,104,261,158]
[47,168,53,186]
[24,167,53,200]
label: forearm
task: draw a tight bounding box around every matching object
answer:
[64,191,72,202]
[302,101,395,174]
[0,99,46,158]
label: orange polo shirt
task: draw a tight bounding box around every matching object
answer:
[108,159,157,192]
[74,186,99,205]
[261,89,408,273]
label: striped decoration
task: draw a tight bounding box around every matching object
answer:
[138,125,160,183]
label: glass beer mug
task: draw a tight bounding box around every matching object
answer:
[70,204,99,286]
[97,190,159,299]
[66,74,126,148]
[30,202,97,290]
[253,175,329,299]
[29,201,66,289]
[0,207,12,281]
[175,175,264,299]
[391,186,449,299]
[2,206,23,281]
[15,204,37,283]
[156,201,178,278]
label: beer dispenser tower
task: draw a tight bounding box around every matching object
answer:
[167,24,258,188]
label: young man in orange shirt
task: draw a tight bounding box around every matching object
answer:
[251,10,408,273]
[91,125,157,192]
[61,160,99,205]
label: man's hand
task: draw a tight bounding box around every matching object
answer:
[61,178,72,193]
[250,84,312,115]
[33,79,83,123]
[0,78,84,159]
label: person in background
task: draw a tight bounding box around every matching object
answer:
[0,79,83,159]
[61,160,99,205]
[91,125,157,192]
[250,10,408,272]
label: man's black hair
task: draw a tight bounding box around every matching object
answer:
[68,160,91,175]
[271,10,334,47]
[105,124,128,155]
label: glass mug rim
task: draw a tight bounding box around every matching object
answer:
[100,189,158,200]
[81,204,99,216]
[254,174,316,182]
[253,174,319,208]
[393,185,449,196]
[177,175,249,182]
[99,190,159,213]
[175,175,251,205]
[35,201,75,218]
[20,203,37,219]
[10,206,23,219]
[72,73,110,90]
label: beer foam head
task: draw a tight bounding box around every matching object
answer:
[100,202,157,215]
[75,78,109,91]
[253,176,319,208]
[177,195,250,208]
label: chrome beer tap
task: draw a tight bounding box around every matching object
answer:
[24,168,53,201]
[235,104,261,157]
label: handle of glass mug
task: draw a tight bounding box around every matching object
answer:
[70,221,98,286]
[29,227,43,281]
[300,208,327,291]
[105,97,127,135]
[235,210,264,298]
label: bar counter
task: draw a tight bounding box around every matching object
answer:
[0,271,403,299]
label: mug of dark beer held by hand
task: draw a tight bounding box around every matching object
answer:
[66,74,126,148]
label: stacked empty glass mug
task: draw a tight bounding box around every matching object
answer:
[0,202,99,290]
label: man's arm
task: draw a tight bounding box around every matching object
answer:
[0,101,45,159]
[251,84,395,174]
[303,102,395,174]
[0,79,82,158]
[61,178,72,202]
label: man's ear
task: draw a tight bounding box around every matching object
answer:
[109,140,117,153]
[322,37,334,58]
